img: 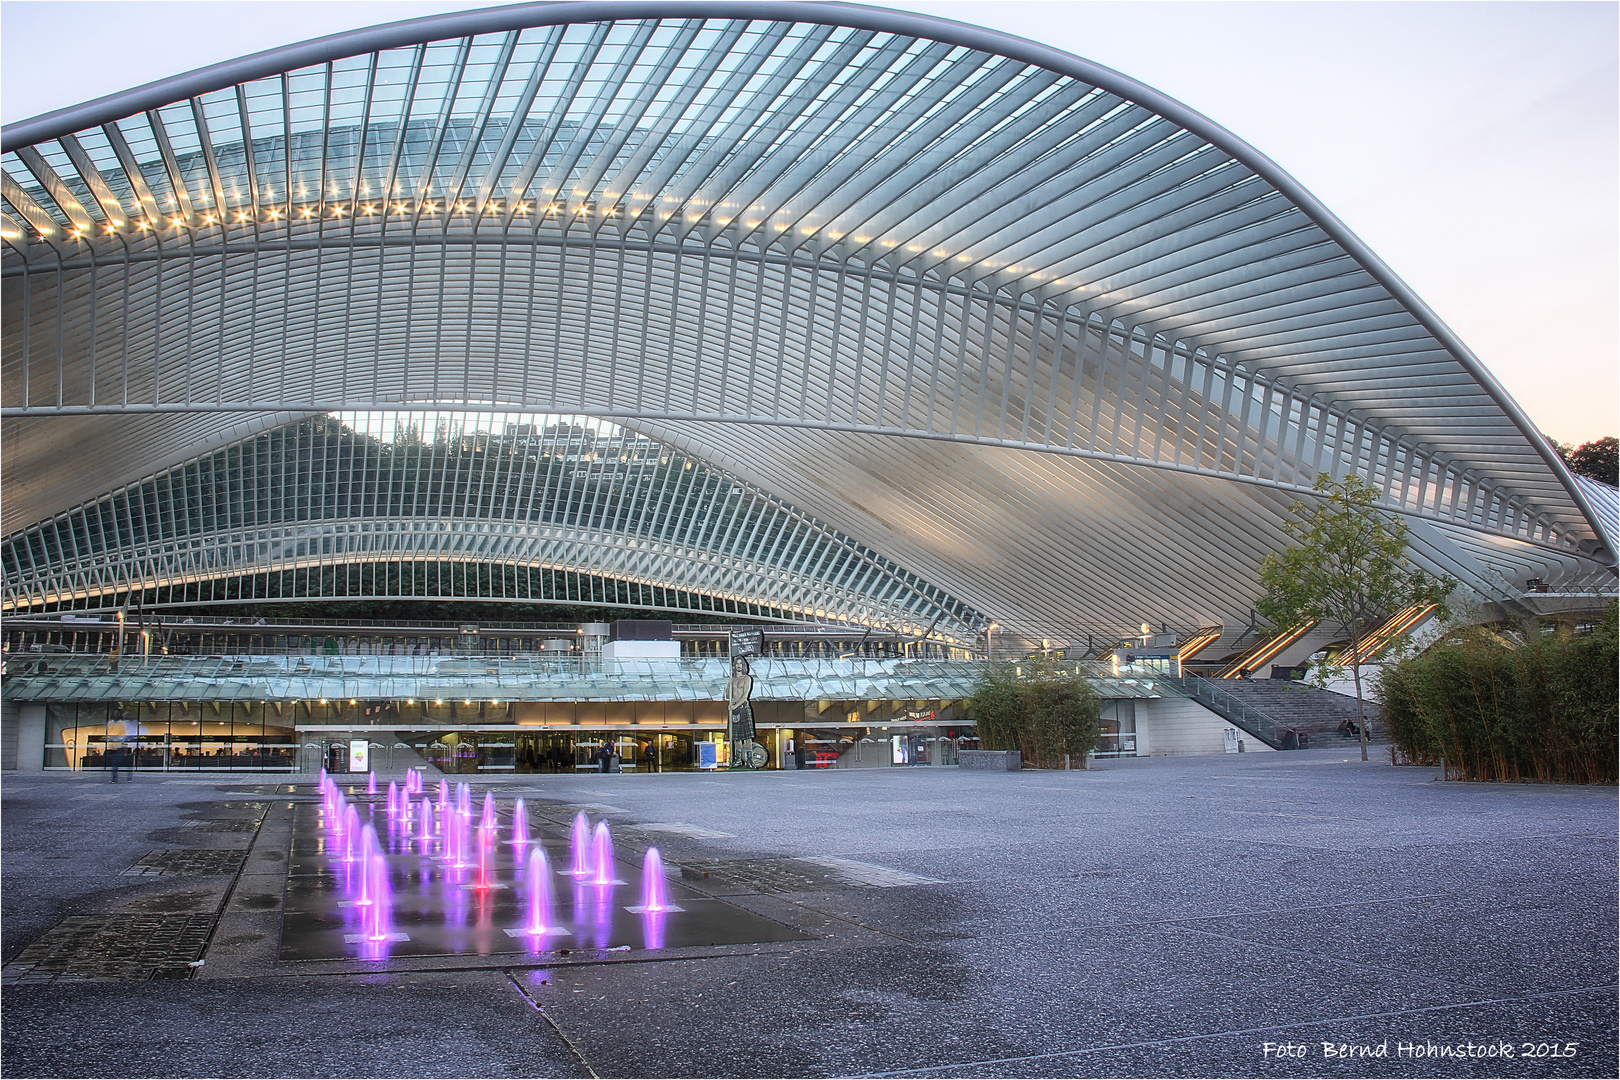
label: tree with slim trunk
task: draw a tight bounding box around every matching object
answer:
[1257,474,1457,760]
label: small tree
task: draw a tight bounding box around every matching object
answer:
[1021,659,1102,767]
[968,661,1025,753]
[1257,473,1456,760]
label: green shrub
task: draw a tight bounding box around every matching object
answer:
[1379,604,1617,783]
[969,658,1102,768]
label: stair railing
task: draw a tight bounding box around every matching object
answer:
[1160,674,1288,750]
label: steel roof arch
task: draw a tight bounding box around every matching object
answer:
[2,1,1613,640]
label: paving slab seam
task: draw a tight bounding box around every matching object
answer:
[238,947,785,979]
[196,798,294,979]
[506,970,601,1079]
[849,983,1620,1078]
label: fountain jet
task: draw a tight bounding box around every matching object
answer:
[355,825,379,905]
[509,799,529,847]
[628,847,684,914]
[591,822,616,886]
[525,848,556,934]
[363,851,391,941]
[418,800,434,848]
[569,812,593,878]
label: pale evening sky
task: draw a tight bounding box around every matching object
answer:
[3,0,1615,444]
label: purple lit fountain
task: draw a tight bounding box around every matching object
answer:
[480,792,497,834]
[341,804,362,862]
[508,799,530,847]
[590,822,621,886]
[503,847,566,947]
[569,812,593,878]
[367,770,377,796]
[627,847,683,913]
[417,800,435,850]
[354,824,379,906]
[350,850,405,957]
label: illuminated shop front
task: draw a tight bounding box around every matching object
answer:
[43,701,299,772]
[7,653,1185,771]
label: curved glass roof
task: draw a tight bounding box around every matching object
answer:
[2,2,1612,638]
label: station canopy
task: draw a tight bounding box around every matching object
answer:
[3,1,1614,647]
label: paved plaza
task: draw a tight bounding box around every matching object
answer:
[1,752,1614,1078]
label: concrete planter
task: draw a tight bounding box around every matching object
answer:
[958,749,1021,771]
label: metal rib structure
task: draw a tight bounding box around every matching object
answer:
[0,412,981,635]
[3,1,1613,641]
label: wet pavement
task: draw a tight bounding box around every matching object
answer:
[2,751,1614,1078]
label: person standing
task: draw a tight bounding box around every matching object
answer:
[107,709,133,783]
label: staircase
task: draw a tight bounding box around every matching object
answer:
[1159,676,1287,749]
[1197,679,1385,748]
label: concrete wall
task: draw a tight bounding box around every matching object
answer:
[1138,696,1275,756]
[10,704,46,772]
[1,698,18,770]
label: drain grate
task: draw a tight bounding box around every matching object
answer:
[680,857,942,894]
[1,914,215,984]
[680,858,850,895]
[182,820,262,833]
[123,849,246,877]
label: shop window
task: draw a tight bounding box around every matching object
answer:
[1096,700,1138,758]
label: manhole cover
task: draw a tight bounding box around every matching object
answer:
[123,850,246,877]
[1,914,214,984]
